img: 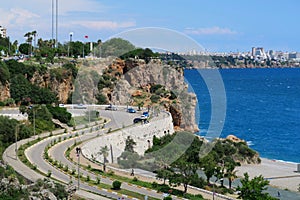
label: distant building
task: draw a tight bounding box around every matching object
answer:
[0,26,7,38]
[251,47,256,57]
[252,47,267,60]
[288,52,300,61]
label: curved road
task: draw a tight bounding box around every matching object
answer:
[26,108,170,199]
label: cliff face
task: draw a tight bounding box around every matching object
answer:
[0,81,10,102]
[108,58,199,132]
[31,72,74,103]
[0,70,74,104]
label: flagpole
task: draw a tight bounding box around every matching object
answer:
[83,35,88,59]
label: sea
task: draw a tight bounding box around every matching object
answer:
[184,68,300,163]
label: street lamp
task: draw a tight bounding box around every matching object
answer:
[33,108,36,138]
[76,147,81,190]
[68,32,73,57]
[15,124,20,159]
[29,105,36,138]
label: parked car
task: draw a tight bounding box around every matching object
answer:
[140,115,147,119]
[142,112,149,118]
[74,104,87,109]
[105,105,117,111]
[133,118,144,123]
[127,108,136,113]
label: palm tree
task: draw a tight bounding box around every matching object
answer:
[98,145,109,172]
[31,30,37,53]
[224,163,239,189]
[24,32,33,55]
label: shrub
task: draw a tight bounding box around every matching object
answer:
[108,170,115,176]
[112,180,122,190]
[150,94,160,103]
[86,175,90,181]
[96,176,101,184]
[31,164,37,170]
[47,170,52,177]
[132,177,138,182]
[163,196,172,200]
[63,165,69,172]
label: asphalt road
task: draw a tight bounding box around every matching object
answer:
[25,108,169,199]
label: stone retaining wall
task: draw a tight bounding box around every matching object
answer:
[82,111,174,164]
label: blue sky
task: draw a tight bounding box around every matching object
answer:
[1,0,300,52]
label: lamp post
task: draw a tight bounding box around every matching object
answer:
[15,124,20,159]
[68,32,73,57]
[33,108,36,138]
[76,147,81,190]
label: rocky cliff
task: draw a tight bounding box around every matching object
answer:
[100,58,199,132]
[0,81,10,102]
[31,71,74,103]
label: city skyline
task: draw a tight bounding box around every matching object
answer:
[1,0,300,52]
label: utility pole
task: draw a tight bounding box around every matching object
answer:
[76,147,81,190]
[52,0,54,46]
[55,0,58,48]
[15,124,20,159]
[33,109,36,138]
[110,144,113,163]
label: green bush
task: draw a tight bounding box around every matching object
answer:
[112,180,122,190]
[47,170,52,178]
[163,196,172,200]
[47,105,72,124]
[132,177,138,182]
[150,94,160,103]
[96,176,101,184]
[0,61,10,84]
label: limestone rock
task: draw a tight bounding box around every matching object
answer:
[0,81,10,102]
[226,134,245,143]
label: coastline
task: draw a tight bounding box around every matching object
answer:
[236,157,300,192]
[185,65,300,70]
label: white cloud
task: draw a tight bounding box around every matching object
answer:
[0,8,40,30]
[72,20,136,30]
[185,27,237,35]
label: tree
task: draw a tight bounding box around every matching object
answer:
[168,136,203,193]
[156,168,173,184]
[169,159,198,193]
[31,30,37,52]
[101,38,135,57]
[125,136,136,153]
[18,43,30,55]
[224,159,240,189]
[24,32,33,55]
[200,153,218,184]
[112,180,122,190]
[10,74,32,103]
[98,145,109,172]
[0,61,10,84]
[237,173,277,200]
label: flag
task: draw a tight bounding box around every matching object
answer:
[84,35,88,39]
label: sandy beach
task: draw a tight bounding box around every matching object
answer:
[236,158,300,191]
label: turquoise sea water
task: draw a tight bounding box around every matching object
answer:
[184,68,300,163]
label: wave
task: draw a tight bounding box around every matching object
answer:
[261,157,299,165]
[246,140,254,146]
